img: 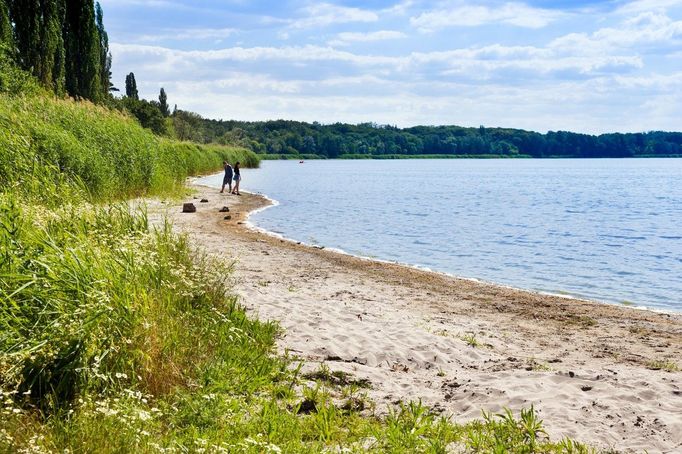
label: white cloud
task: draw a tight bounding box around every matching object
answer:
[410,2,565,31]
[615,0,682,15]
[289,2,378,29]
[134,28,238,43]
[550,12,682,54]
[328,30,407,47]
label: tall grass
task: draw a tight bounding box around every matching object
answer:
[0,95,258,204]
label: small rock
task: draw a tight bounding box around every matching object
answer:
[200,198,209,203]
[224,215,232,220]
[182,203,196,213]
[297,399,317,415]
[581,385,593,392]
[218,206,229,213]
[569,371,575,378]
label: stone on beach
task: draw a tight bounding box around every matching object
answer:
[182,203,196,213]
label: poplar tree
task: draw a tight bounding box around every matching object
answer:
[39,0,66,94]
[9,0,41,75]
[64,0,101,101]
[0,0,13,49]
[125,72,138,99]
[95,1,111,95]
[158,87,169,116]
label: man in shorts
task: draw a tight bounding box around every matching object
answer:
[220,161,233,193]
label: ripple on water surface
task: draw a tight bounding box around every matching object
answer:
[198,158,682,312]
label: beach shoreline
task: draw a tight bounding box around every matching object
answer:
[148,186,682,452]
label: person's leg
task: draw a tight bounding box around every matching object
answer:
[235,179,240,194]
[220,182,225,193]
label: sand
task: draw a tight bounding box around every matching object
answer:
[146,186,682,453]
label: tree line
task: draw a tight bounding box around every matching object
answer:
[162,118,682,159]
[1,0,112,102]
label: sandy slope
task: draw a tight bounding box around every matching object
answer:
[147,187,682,453]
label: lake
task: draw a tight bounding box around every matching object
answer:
[198,159,682,312]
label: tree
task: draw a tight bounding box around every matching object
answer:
[8,0,65,94]
[63,0,102,101]
[9,0,41,77]
[95,1,112,95]
[158,87,169,116]
[125,72,138,99]
[123,97,167,135]
[40,0,66,94]
[0,0,13,49]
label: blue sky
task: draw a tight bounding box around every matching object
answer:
[100,0,682,133]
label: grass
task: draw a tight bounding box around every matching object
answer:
[646,360,679,372]
[1,56,596,452]
[461,333,480,348]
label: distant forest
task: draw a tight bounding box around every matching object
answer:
[170,116,682,159]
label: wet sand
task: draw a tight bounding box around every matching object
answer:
[147,187,682,453]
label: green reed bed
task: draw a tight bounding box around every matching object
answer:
[0,97,257,203]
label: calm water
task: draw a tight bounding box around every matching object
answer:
[198,159,682,311]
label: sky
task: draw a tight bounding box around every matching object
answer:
[99,0,682,134]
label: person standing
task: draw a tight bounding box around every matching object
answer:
[232,162,241,195]
[220,161,233,193]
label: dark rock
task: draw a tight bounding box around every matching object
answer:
[581,385,593,392]
[218,206,230,213]
[297,399,317,414]
[569,371,575,378]
[200,198,209,203]
[182,203,196,213]
[224,215,232,220]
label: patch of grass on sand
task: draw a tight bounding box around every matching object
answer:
[646,360,679,372]
[461,332,480,347]
[304,364,372,389]
[565,314,597,328]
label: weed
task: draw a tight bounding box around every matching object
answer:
[461,333,480,347]
[646,360,679,372]
[304,364,371,389]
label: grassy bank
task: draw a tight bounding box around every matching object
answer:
[1,61,595,452]
[0,93,257,203]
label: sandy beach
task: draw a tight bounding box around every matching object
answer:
[148,186,682,453]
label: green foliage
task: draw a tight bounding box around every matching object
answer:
[95,1,112,96]
[200,118,682,159]
[123,96,168,136]
[125,71,138,100]
[172,108,208,142]
[158,87,169,117]
[63,0,101,102]
[0,45,42,95]
[0,0,13,48]
[0,91,258,203]
[7,0,105,100]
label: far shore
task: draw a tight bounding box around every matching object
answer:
[147,187,682,452]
